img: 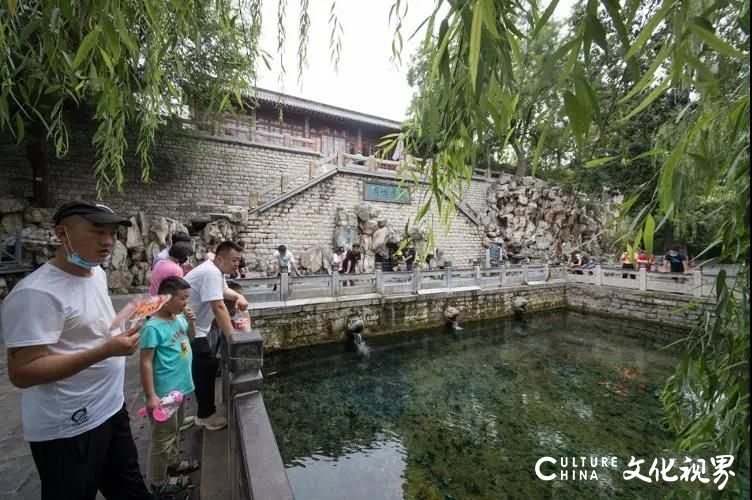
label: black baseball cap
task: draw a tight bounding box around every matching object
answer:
[53,201,132,227]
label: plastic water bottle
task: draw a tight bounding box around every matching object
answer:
[232,310,251,331]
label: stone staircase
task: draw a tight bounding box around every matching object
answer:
[248,154,484,231]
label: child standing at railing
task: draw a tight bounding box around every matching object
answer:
[139,276,200,497]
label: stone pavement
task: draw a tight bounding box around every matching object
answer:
[0,348,203,499]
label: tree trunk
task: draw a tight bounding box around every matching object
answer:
[25,128,53,208]
[511,141,528,177]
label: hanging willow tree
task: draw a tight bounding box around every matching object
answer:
[0,0,271,204]
[384,0,749,494]
[1,0,749,492]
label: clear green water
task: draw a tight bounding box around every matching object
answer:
[263,311,722,499]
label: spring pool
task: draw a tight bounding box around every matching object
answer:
[263,310,699,499]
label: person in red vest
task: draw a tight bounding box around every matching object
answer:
[635,248,654,272]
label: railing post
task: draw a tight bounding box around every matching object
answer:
[522,265,528,285]
[445,266,453,289]
[485,248,491,268]
[331,271,340,297]
[474,265,481,287]
[249,191,259,209]
[308,160,315,179]
[412,269,422,293]
[639,268,647,291]
[693,270,703,297]
[280,174,285,194]
[280,272,290,301]
[337,150,345,167]
[500,264,506,287]
[375,269,384,294]
[595,265,602,286]
[543,264,550,282]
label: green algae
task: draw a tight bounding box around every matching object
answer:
[263,311,738,499]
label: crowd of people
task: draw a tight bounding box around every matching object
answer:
[0,199,701,499]
[568,243,691,282]
[0,201,251,498]
[4,201,452,498]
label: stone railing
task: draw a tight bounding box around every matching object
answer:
[234,264,562,303]
[173,117,320,153]
[231,264,739,304]
[565,265,739,297]
[220,329,294,500]
[252,153,338,209]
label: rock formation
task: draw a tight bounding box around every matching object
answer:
[482,174,614,263]
[0,195,245,297]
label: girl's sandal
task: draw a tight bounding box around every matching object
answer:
[152,474,190,496]
[167,458,201,476]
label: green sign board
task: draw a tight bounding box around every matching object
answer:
[363,181,410,204]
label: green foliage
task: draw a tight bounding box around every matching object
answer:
[0,0,264,195]
[392,0,750,491]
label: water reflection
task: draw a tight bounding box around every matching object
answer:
[264,311,691,499]
[286,433,407,500]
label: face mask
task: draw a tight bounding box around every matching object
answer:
[63,227,102,270]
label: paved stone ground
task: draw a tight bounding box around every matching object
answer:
[0,349,203,499]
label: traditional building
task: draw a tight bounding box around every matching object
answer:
[194,88,402,157]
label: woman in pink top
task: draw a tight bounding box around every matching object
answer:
[149,241,194,295]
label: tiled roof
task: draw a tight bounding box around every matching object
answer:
[254,88,402,130]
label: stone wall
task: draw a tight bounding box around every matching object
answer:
[246,281,709,352]
[251,283,566,351]
[565,282,713,328]
[240,170,486,269]
[0,126,320,222]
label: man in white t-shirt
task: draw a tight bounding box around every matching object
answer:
[273,245,302,276]
[184,240,247,430]
[1,201,150,500]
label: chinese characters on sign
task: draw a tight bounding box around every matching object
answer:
[534,455,735,491]
[623,455,735,491]
[363,182,410,204]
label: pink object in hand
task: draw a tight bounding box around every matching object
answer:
[137,390,184,422]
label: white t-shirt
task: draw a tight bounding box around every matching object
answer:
[184,260,226,338]
[273,250,295,273]
[1,264,125,442]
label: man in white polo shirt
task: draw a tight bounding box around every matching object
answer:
[184,240,247,430]
[1,201,150,499]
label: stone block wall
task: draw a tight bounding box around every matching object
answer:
[462,176,492,217]
[0,127,319,221]
[251,283,566,351]
[245,281,709,352]
[565,282,713,328]
[240,171,486,268]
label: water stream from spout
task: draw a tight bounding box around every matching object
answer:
[353,332,371,357]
